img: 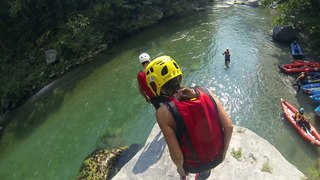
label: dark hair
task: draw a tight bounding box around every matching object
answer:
[162,75,198,101]
[141,61,149,66]
[162,76,182,96]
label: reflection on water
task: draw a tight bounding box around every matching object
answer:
[0,3,319,179]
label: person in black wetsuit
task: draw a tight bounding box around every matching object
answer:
[222,48,230,68]
[292,72,306,92]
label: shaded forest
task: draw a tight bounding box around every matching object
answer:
[271,0,320,49]
[0,0,207,118]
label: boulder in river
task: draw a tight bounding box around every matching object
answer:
[77,146,128,180]
[272,25,297,43]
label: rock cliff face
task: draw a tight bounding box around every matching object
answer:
[113,124,305,180]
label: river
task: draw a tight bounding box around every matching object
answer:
[0,2,319,179]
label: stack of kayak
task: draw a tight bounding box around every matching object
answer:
[310,94,320,103]
[291,42,304,59]
[279,61,320,116]
[299,81,320,117]
[301,72,320,84]
[276,42,320,148]
[308,90,320,116]
[278,40,317,75]
[280,98,320,147]
[278,60,320,74]
[301,82,320,95]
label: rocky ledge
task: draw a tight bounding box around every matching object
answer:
[113,124,305,180]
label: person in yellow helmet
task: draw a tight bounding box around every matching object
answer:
[145,56,233,179]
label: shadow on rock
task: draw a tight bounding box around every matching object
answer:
[133,131,166,174]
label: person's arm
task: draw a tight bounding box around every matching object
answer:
[209,90,233,161]
[294,75,303,84]
[137,74,150,102]
[295,113,302,122]
[138,84,150,102]
[156,106,186,177]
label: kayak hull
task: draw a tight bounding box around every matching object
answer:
[301,84,320,95]
[315,105,320,117]
[280,98,320,147]
[278,63,320,74]
[291,43,303,59]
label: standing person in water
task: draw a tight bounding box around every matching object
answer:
[137,53,167,110]
[223,48,231,68]
[145,55,233,179]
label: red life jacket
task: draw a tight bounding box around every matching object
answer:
[137,71,155,99]
[165,87,223,173]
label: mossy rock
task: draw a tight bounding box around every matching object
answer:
[77,146,129,180]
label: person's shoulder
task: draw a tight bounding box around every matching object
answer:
[157,104,168,116]
[156,104,174,125]
[137,70,145,76]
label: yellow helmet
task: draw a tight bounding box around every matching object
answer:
[145,56,182,96]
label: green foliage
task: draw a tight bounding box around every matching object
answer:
[261,0,273,8]
[273,0,320,51]
[66,14,90,37]
[231,147,243,161]
[8,0,22,18]
[306,167,320,180]
[305,158,320,180]
[274,0,317,25]
[261,162,272,173]
[53,14,99,60]
[273,0,320,26]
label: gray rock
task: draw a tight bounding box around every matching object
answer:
[113,124,305,180]
[45,49,58,64]
[272,26,297,43]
